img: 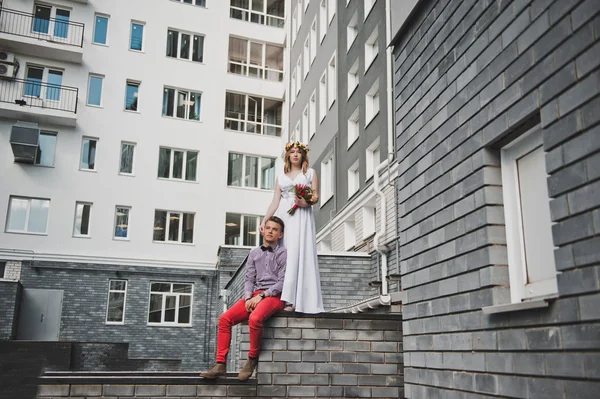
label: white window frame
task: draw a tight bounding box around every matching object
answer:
[119,141,136,176]
[319,71,327,123]
[227,152,276,190]
[365,79,380,125]
[124,80,140,112]
[327,0,336,24]
[366,137,380,180]
[228,36,284,81]
[224,213,263,247]
[153,210,195,244]
[344,219,356,250]
[296,58,302,95]
[292,7,298,44]
[347,58,359,98]
[229,0,284,28]
[87,74,104,107]
[304,0,309,12]
[365,27,379,71]
[294,121,301,143]
[347,11,358,52]
[302,105,309,143]
[162,87,202,121]
[73,201,92,238]
[320,153,334,205]
[501,127,558,303]
[157,147,199,182]
[105,279,127,325]
[166,28,205,63]
[348,161,360,198]
[147,282,193,326]
[129,20,145,52]
[5,196,50,235]
[364,0,376,19]
[310,19,317,65]
[327,54,336,109]
[309,91,317,138]
[35,131,57,167]
[113,206,131,240]
[92,13,109,46]
[32,3,72,42]
[362,205,376,239]
[297,0,303,29]
[173,0,206,6]
[80,137,98,172]
[348,107,360,148]
[291,69,297,105]
[224,92,283,136]
[303,37,310,79]
[319,0,327,43]
[23,65,65,103]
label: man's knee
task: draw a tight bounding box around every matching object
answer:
[218,313,233,328]
[248,314,264,329]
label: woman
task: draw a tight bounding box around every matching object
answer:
[260,141,324,314]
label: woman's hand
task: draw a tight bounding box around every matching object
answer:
[259,220,266,233]
[295,196,311,208]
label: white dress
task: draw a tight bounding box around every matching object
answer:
[275,168,324,314]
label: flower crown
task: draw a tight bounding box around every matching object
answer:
[285,141,309,152]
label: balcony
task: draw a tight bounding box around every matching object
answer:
[0,77,78,127]
[0,7,84,63]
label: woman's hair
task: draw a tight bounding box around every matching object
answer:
[284,147,309,174]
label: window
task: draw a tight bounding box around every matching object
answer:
[366,137,381,179]
[365,79,380,124]
[162,87,201,121]
[148,282,193,326]
[320,154,334,203]
[302,106,309,143]
[24,66,63,101]
[114,206,130,239]
[327,55,336,108]
[73,202,91,237]
[157,147,198,182]
[119,142,135,175]
[227,153,276,190]
[364,0,376,19]
[6,196,50,234]
[297,0,303,30]
[348,59,359,98]
[153,210,195,244]
[365,27,379,70]
[319,0,327,42]
[230,0,285,28]
[33,4,70,40]
[309,91,316,138]
[501,127,557,302]
[35,132,57,167]
[344,219,356,249]
[87,74,104,106]
[225,213,263,246]
[224,92,283,136]
[363,205,376,238]
[348,161,359,198]
[303,38,310,79]
[228,37,284,81]
[106,280,127,324]
[347,11,358,51]
[80,137,97,171]
[125,81,139,111]
[166,29,204,63]
[291,69,297,105]
[293,122,301,143]
[319,72,327,122]
[174,0,206,6]
[310,20,317,64]
[129,21,144,51]
[348,107,359,147]
[93,14,109,45]
[304,0,309,12]
[291,7,297,44]
[296,58,302,95]
[327,0,336,24]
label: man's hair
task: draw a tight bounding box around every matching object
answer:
[267,216,285,233]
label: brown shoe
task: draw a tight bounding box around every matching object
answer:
[237,357,258,381]
[199,363,226,379]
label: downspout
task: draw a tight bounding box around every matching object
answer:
[327,136,338,246]
[385,0,395,183]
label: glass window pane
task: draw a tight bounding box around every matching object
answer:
[178,295,191,324]
[120,143,134,174]
[225,213,241,245]
[93,16,109,45]
[185,151,198,181]
[267,0,285,18]
[54,9,70,39]
[243,216,258,246]
[125,82,139,111]
[25,67,43,97]
[107,292,125,322]
[110,280,126,291]
[227,153,243,186]
[81,138,96,170]
[153,211,167,241]
[228,37,248,74]
[260,157,276,190]
[148,294,162,322]
[33,5,51,34]
[168,213,180,242]
[195,0,206,5]
[45,70,63,101]
[151,283,171,292]
[158,148,171,178]
[173,284,192,293]
[192,35,204,62]
[166,30,178,58]
[189,92,201,121]
[180,33,191,59]
[162,88,175,117]
[7,198,28,232]
[176,90,188,119]
[88,76,103,106]
[130,23,144,51]
[28,199,49,234]
[225,92,246,131]
[182,213,194,243]
[173,151,184,179]
[114,207,129,238]
[164,296,176,322]
[245,156,258,188]
[74,203,91,236]
[35,133,57,167]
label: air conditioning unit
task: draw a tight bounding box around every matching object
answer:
[0,51,16,64]
[0,63,15,79]
[10,121,40,164]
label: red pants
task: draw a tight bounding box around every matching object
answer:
[216,290,284,363]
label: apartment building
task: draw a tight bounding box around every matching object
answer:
[0,0,286,369]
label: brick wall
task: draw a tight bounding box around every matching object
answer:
[0,280,21,340]
[393,0,600,397]
[3,260,23,280]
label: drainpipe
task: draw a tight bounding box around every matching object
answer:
[385,0,396,187]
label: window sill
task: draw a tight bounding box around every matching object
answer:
[152,240,195,246]
[147,323,193,328]
[365,111,380,129]
[124,109,140,114]
[348,136,359,149]
[227,185,274,193]
[348,85,358,100]
[73,235,92,239]
[30,164,55,168]
[128,49,144,54]
[113,237,130,242]
[92,42,109,47]
[87,104,103,109]
[157,177,199,184]
[118,173,135,177]
[328,99,336,111]
[481,298,554,315]
[5,230,47,236]
[79,168,97,173]
[161,115,203,124]
[320,195,333,208]
[105,322,125,326]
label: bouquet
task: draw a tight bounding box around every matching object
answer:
[288,184,316,215]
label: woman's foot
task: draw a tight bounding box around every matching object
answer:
[283,304,295,312]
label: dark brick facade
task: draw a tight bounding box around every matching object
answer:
[392,0,600,397]
[0,280,21,340]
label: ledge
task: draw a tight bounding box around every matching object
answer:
[482,299,550,314]
[39,371,255,385]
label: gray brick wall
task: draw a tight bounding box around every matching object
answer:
[19,261,219,370]
[393,0,600,397]
[0,280,21,340]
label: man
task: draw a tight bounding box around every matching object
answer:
[200,216,286,381]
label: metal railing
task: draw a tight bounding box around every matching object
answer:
[0,77,78,113]
[0,7,85,47]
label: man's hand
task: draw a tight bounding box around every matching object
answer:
[245,296,262,312]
